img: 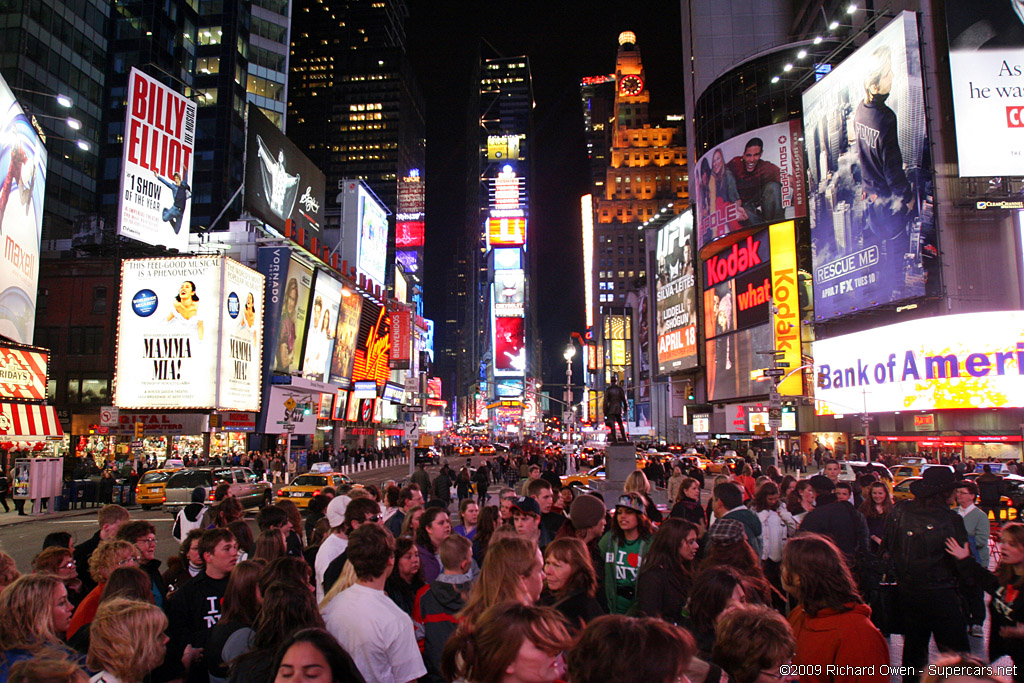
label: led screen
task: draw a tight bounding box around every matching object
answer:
[706,323,772,402]
[803,11,937,320]
[494,248,522,270]
[358,187,388,287]
[487,217,526,247]
[493,270,524,317]
[494,316,526,374]
[301,270,343,382]
[813,311,1024,413]
[273,259,313,375]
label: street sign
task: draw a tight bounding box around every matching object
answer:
[100,407,119,427]
[776,362,791,368]
[282,423,295,432]
[405,421,419,439]
[769,419,782,429]
[768,407,782,420]
[404,406,424,413]
[762,368,786,377]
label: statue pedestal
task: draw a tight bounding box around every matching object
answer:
[594,443,636,504]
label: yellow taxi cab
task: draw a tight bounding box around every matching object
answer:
[561,466,607,488]
[275,470,354,509]
[135,465,183,510]
[891,476,918,502]
[707,456,744,475]
[890,464,923,485]
[457,444,475,456]
[478,444,496,455]
[894,475,1018,521]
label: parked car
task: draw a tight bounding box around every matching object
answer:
[134,467,182,510]
[276,472,353,509]
[838,461,894,483]
[163,467,271,509]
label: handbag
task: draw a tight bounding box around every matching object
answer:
[867,561,902,635]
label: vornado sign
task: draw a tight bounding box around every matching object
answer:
[704,232,769,287]
[812,311,1024,414]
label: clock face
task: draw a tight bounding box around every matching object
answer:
[619,75,644,96]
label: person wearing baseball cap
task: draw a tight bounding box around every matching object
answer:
[597,492,653,615]
[511,496,552,549]
[884,465,970,676]
[314,494,351,603]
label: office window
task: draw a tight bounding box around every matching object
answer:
[92,286,107,314]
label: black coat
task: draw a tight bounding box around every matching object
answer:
[636,563,690,624]
[883,499,968,589]
[541,588,604,632]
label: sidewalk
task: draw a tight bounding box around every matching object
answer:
[0,504,104,528]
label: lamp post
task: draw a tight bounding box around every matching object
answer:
[564,344,575,444]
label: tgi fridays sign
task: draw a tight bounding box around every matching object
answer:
[0,343,47,402]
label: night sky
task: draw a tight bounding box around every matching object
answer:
[406,1,683,386]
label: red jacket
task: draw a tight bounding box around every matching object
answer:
[788,603,889,683]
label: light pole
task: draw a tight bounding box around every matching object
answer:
[564,344,575,444]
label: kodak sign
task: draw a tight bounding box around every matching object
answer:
[704,232,769,287]
[769,221,801,395]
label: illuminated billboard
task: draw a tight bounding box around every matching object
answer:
[813,311,1024,413]
[273,258,313,375]
[487,134,524,161]
[804,11,937,320]
[244,104,325,239]
[114,256,264,411]
[946,6,1024,175]
[0,342,47,402]
[301,270,344,382]
[351,301,391,387]
[494,248,522,270]
[489,165,525,215]
[695,119,805,252]
[706,323,772,402]
[0,72,47,344]
[339,180,389,288]
[494,316,526,375]
[769,221,801,395]
[331,290,364,387]
[493,270,525,317]
[654,212,698,373]
[117,68,195,252]
[396,220,425,248]
[487,217,526,247]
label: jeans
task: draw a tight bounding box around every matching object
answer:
[897,586,969,682]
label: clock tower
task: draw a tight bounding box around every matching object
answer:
[613,31,649,137]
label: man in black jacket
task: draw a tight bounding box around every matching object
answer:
[800,475,869,562]
[160,528,238,683]
[883,467,969,682]
[73,504,129,596]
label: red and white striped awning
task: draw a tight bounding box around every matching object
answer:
[0,403,64,439]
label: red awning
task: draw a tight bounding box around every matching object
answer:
[0,403,64,439]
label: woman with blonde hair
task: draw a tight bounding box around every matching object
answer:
[67,540,139,639]
[459,536,545,625]
[0,574,77,678]
[624,470,662,522]
[398,504,424,539]
[32,547,83,606]
[442,601,572,683]
[87,598,168,683]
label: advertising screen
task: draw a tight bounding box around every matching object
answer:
[490,165,525,214]
[273,259,313,375]
[115,256,263,410]
[706,323,773,402]
[220,259,265,411]
[396,220,425,248]
[396,250,420,275]
[244,104,324,239]
[117,68,195,252]
[494,248,522,270]
[0,342,47,402]
[332,389,349,420]
[946,5,1024,175]
[390,308,411,370]
[0,74,46,344]
[803,11,936,320]
[704,281,736,340]
[493,270,525,317]
[345,390,361,421]
[494,316,526,374]
[813,311,1024,413]
[693,414,710,433]
[351,301,391,387]
[769,221,802,395]
[487,134,524,161]
[695,119,805,252]
[487,217,526,247]
[734,266,771,330]
[654,212,698,373]
[329,290,362,387]
[358,186,388,287]
[301,270,343,382]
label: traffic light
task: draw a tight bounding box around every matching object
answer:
[134,422,144,438]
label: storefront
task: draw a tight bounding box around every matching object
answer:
[0,403,65,473]
[854,434,1023,462]
[73,413,211,465]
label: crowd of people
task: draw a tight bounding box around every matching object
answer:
[0,448,1020,683]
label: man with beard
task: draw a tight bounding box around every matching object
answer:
[853,44,914,294]
[727,137,784,227]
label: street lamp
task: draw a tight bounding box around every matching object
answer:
[564,344,576,443]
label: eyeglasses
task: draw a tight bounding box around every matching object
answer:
[117,556,141,566]
[137,537,157,545]
[60,560,76,569]
[366,515,381,522]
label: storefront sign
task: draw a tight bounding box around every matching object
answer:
[214,412,257,432]
[913,413,935,431]
[351,302,391,387]
[96,412,209,436]
[390,308,411,369]
[0,343,48,402]
[813,311,1024,413]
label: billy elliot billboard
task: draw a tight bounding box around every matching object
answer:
[654,212,698,374]
[244,104,325,240]
[0,72,47,345]
[117,68,196,252]
[813,311,1024,413]
[694,119,805,253]
[803,11,938,321]
[945,4,1024,176]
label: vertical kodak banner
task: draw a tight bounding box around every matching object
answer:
[769,221,801,395]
